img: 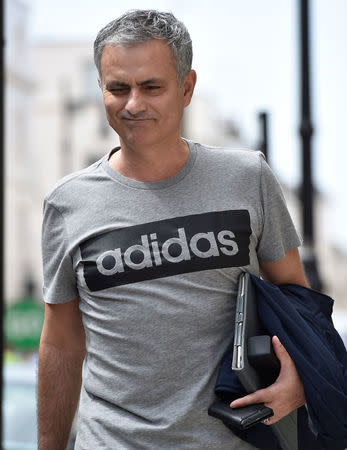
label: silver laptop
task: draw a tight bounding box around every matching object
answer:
[232,272,298,450]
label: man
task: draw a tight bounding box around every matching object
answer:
[38,10,308,450]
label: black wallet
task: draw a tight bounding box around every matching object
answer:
[208,399,273,430]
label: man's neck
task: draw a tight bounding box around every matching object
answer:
[108,138,190,182]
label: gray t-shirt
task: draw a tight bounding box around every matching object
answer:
[41,140,301,449]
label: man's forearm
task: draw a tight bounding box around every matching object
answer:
[37,342,85,450]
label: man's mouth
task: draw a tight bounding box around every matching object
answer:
[122,117,153,121]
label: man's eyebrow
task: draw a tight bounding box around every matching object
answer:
[137,78,163,86]
[105,78,164,88]
[105,80,129,88]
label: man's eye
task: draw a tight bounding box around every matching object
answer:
[146,86,161,90]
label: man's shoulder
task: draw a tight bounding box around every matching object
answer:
[44,154,105,206]
[193,140,264,169]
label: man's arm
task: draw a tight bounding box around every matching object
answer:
[230,247,308,424]
[259,247,309,287]
[37,296,86,449]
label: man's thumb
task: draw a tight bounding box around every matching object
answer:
[272,335,289,365]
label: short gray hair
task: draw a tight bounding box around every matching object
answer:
[94,9,193,86]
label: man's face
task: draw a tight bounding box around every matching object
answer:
[99,39,196,150]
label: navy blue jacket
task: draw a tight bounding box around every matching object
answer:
[214,275,347,450]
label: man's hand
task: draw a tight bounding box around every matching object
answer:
[229,336,306,425]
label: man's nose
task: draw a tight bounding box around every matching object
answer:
[125,89,146,116]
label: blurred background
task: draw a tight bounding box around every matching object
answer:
[2,0,347,448]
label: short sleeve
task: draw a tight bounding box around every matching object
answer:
[41,199,78,303]
[257,154,302,262]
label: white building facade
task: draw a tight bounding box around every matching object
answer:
[5,0,36,302]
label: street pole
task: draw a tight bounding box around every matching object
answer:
[258,111,269,162]
[298,0,323,290]
[0,0,4,445]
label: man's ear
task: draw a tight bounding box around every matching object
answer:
[97,77,102,89]
[183,70,197,107]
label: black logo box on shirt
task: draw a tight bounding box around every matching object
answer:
[80,209,251,291]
